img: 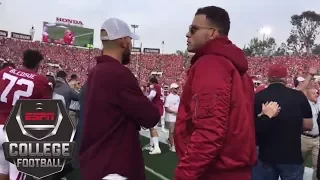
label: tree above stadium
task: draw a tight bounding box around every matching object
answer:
[243,37,277,56]
[287,11,320,54]
[243,10,320,57]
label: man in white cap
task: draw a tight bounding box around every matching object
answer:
[293,67,317,92]
[164,83,180,152]
[79,18,160,180]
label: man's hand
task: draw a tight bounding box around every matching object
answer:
[262,101,281,118]
[309,67,317,76]
[165,107,177,114]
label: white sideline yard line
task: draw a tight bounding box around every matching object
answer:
[145,166,170,180]
[141,129,170,180]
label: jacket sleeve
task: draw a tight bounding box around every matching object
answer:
[61,97,66,106]
[69,87,79,101]
[255,113,272,132]
[147,90,157,101]
[174,57,232,180]
[75,83,86,154]
[254,96,272,133]
[39,78,53,99]
[119,72,161,128]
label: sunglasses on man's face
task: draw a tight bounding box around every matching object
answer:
[189,25,217,35]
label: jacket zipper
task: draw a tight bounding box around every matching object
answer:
[193,94,198,119]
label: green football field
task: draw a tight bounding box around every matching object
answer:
[43,22,93,47]
[25,136,176,180]
[25,135,312,180]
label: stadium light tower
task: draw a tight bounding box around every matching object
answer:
[258,26,272,41]
[161,41,165,54]
[30,26,35,41]
[131,24,139,47]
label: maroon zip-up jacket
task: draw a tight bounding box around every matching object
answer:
[80,55,160,180]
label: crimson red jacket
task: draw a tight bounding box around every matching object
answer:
[174,37,256,180]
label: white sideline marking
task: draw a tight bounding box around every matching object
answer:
[145,166,170,180]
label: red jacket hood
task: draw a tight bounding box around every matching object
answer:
[190,36,248,75]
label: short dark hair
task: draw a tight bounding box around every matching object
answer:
[70,74,78,79]
[195,6,230,36]
[56,70,67,78]
[150,77,159,84]
[268,77,286,84]
[22,49,43,69]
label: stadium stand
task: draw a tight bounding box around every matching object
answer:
[2,37,320,91]
[0,36,318,180]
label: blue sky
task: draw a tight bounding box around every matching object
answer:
[0,0,319,53]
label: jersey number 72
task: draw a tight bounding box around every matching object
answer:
[0,73,35,105]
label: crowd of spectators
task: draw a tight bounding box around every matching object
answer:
[1,37,320,90]
[248,56,320,89]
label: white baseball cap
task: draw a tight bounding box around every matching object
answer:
[297,76,305,82]
[170,83,179,89]
[101,18,139,41]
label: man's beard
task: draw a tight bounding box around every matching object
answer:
[121,49,131,65]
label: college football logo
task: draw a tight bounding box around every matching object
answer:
[15,100,63,140]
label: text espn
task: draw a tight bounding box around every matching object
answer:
[25,112,54,121]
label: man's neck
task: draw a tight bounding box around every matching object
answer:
[102,50,122,63]
[22,67,37,72]
[269,82,285,85]
[309,99,317,104]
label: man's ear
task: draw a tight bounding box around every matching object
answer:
[118,37,128,48]
[208,27,220,40]
[101,29,108,39]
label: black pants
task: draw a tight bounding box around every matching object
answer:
[51,163,74,180]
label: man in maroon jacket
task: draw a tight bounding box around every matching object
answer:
[79,18,161,180]
[174,6,256,180]
[145,77,164,155]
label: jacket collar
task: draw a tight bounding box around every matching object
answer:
[190,36,230,65]
[56,77,67,84]
[268,83,286,88]
[189,36,248,75]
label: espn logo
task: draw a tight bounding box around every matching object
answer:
[23,103,55,129]
[24,112,54,121]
